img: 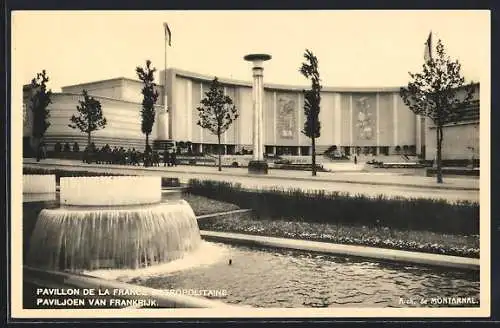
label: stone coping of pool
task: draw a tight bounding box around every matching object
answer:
[24,266,241,309]
[60,176,162,206]
[196,209,253,220]
[199,230,479,271]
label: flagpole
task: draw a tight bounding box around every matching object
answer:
[163,23,169,140]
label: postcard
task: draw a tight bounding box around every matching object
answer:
[10,9,490,319]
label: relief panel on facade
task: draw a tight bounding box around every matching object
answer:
[276,94,297,140]
[353,95,376,141]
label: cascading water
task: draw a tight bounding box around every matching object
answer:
[26,176,202,271]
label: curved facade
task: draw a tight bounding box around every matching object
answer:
[164,69,421,156]
[22,68,479,160]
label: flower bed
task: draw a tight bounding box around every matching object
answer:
[197,215,479,258]
[181,193,478,258]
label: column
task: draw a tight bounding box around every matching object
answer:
[273,92,277,146]
[200,83,204,149]
[253,76,259,159]
[376,93,380,155]
[257,76,264,160]
[244,53,272,174]
[297,93,302,148]
[393,94,398,147]
[334,93,342,147]
[249,59,267,161]
[416,114,422,156]
[349,95,354,147]
[187,80,193,141]
[223,87,228,147]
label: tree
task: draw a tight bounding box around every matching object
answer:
[197,77,238,171]
[136,60,159,156]
[299,49,322,176]
[29,70,53,161]
[400,39,474,183]
[68,89,107,149]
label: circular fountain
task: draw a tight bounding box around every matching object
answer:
[27,176,202,271]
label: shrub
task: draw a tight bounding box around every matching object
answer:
[186,179,479,235]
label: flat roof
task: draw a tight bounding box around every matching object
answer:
[57,68,480,94]
[61,77,161,89]
[172,67,479,93]
[172,68,401,93]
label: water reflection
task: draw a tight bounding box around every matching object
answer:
[135,243,479,308]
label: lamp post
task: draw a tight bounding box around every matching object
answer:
[244,53,272,174]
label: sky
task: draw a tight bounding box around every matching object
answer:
[12,10,490,92]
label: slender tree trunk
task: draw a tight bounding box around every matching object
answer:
[145,134,149,167]
[86,131,91,164]
[436,126,443,183]
[35,137,41,162]
[217,134,222,172]
[311,137,317,176]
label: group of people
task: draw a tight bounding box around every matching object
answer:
[83,143,142,165]
[82,143,178,167]
[162,147,178,167]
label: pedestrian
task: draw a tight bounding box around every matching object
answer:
[170,149,177,167]
[163,147,170,167]
[354,155,357,165]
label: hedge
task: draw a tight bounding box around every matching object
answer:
[186,179,479,235]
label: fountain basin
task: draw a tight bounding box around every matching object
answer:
[28,176,202,271]
[27,200,202,271]
[23,174,56,194]
[60,176,162,206]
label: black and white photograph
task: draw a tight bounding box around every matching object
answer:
[10,9,490,319]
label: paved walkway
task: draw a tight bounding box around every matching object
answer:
[23,158,480,203]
